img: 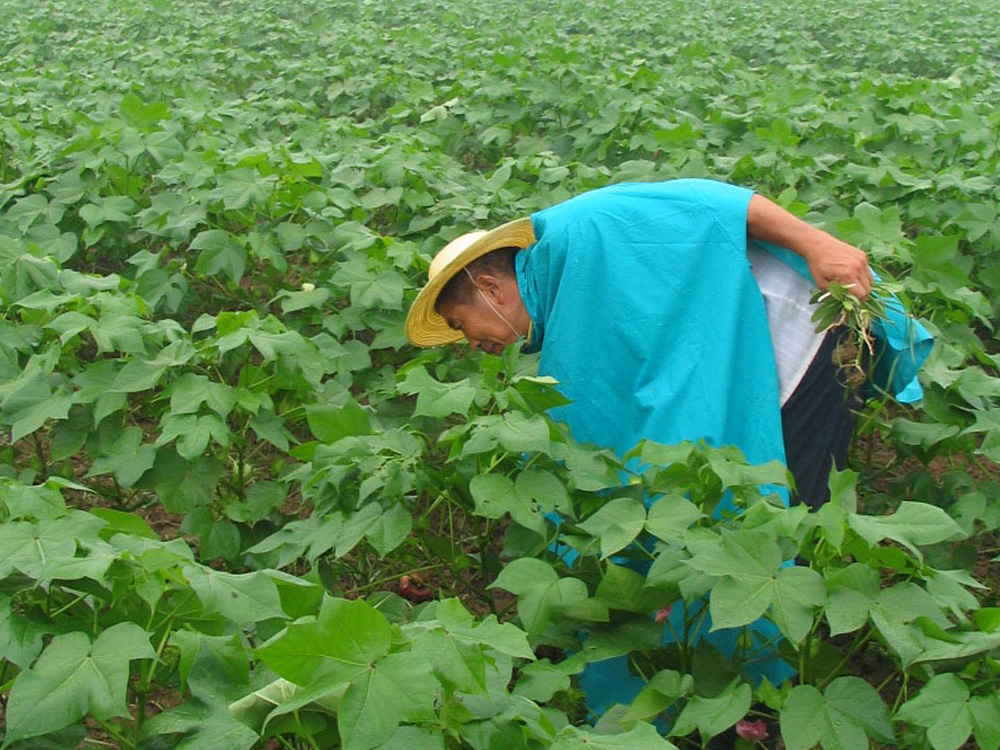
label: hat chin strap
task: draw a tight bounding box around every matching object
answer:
[465,267,524,340]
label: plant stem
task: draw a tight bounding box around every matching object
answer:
[354,563,445,593]
[97,719,134,750]
[816,628,874,692]
[628,653,650,684]
[49,592,89,618]
[890,671,908,713]
[32,432,48,479]
[662,615,683,649]
[237,438,246,501]
[800,616,825,685]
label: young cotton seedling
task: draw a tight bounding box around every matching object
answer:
[810,275,897,387]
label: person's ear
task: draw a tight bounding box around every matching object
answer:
[474,274,505,304]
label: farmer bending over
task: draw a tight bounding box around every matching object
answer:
[404,178,930,718]
[405,179,910,509]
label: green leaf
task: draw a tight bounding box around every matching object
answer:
[622,669,693,724]
[119,92,169,128]
[466,412,552,455]
[490,558,587,634]
[171,631,250,693]
[686,531,784,630]
[889,419,961,451]
[335,503,382,558]
[770,566,827,644]
[577,497,646,558]
[224,480,287,524]
[276,285,332,312]
[432,598,535,659]
[191,229,247,283]
[365,502,412,556]
[670,680,751,742]
[210,168,274,210]
[144,449,226,513]
[0,594,47,668]
[780,684,824,750]
[516,468,571,515]
[350,269,405,310]
[896,674,972,750]
[141,638,257,750]
[108,342,194,395]
[823,676,894,744]
[90,313,145,355]
[0,514,104,581]
[969,694,1000,750]
[687,529,782,579]
[0,480,67,520]
[90,507,158,541]
[411,626,489,694]
[470,473,544,534]
[169,373,237,417]
[553,722,679,749]
[911,629,1000,665]
[4,727,86,750]
[78,195,135,226]
[157,412,231,459]
[3,623,154,745]
[645,493,704,540]
[398,367,476,419]
[306,399,373,443]
[825,564,879,636]
[0,372,74,442]
[249,408,295,450]
[377,726,445,750]
[184,566,286,625]
[595,563,662,614]
[848,502,965,559]
[181,507,241,562]
[227,676,338,737]
[973,607,1000,633]
[256,597,392,685]
[781,678,892,750]
[494,411,551,452]
[247,514,344,567]
[359,186,404,210]
[513,660,572,702]
[86,426,157,487]
[338,652,438,750]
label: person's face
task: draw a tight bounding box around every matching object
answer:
[437,278,523,355]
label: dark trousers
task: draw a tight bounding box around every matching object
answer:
[780,331,858,510]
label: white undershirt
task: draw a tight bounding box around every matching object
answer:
[747,247,826,406]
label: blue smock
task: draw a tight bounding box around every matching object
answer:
[518,179,785,467]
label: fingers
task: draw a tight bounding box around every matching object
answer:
[812,254,872,300]
[830,244,872,300]
[850,260,873,301]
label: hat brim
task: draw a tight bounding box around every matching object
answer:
[405,217,536,347]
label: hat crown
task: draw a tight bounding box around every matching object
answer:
[429,231,488,280]
[405,217,534,348]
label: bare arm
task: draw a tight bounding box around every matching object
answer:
[747,193,872,300]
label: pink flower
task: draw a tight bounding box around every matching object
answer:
[655,606,673,623]
[736,719,769,742]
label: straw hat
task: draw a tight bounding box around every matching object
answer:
[405,217,535,347]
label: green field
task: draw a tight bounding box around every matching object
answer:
[1,0,999,748]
